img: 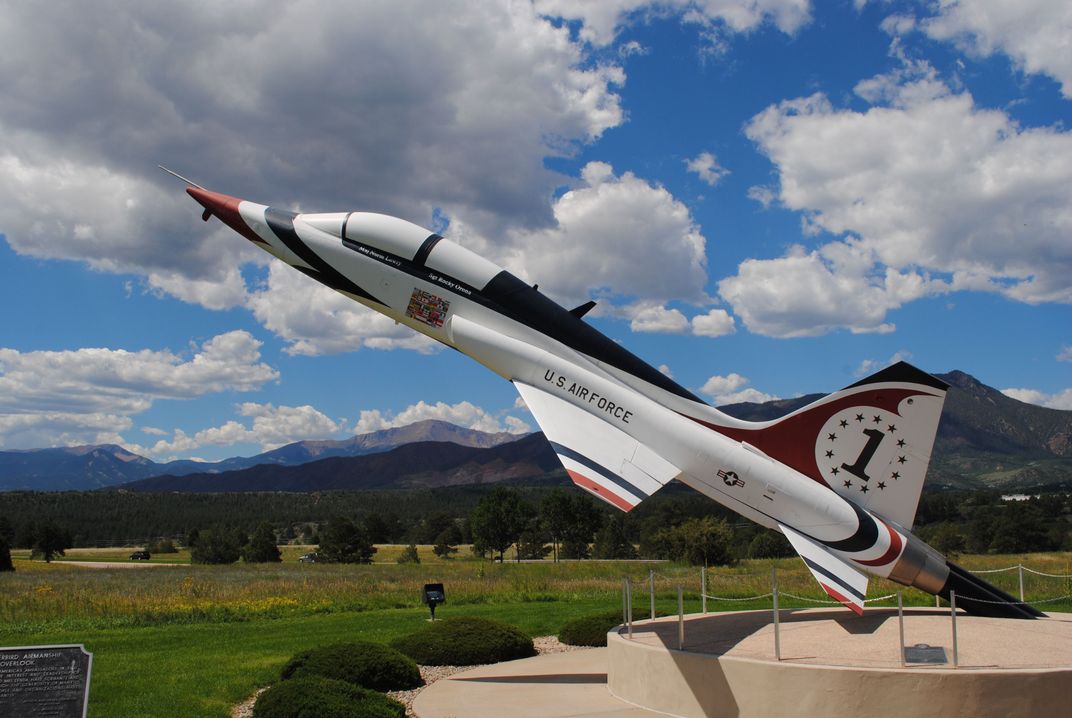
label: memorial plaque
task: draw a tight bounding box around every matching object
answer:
[903,643,947,665]
[0,645,92,718]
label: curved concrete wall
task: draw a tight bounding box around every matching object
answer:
[608,629,1070,718]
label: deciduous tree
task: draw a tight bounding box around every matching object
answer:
[470,487,531,562]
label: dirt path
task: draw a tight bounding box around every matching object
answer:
[59,560,186,568]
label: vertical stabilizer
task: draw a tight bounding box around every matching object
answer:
[706,363,947,529]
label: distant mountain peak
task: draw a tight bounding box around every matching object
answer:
[2,378,1068,492]
[937,370,986,392]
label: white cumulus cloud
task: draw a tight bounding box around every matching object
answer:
[147,402,343,455]
[690,308,736,337]
[533,0,812,46]
[685,152,730,187]
[353,400,531,435]
[724,67,1072,337]
[246,260,438,355]
[457,161,710,312]
[629,303,691,333]
[0,1,627,313]
[1001,387,1072,411]
[701,372,778,405]
[919,0,1072,98]
[0,331,278,449]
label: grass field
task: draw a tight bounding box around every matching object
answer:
[3,549,1071,717]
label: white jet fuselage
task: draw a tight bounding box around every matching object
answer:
[185,183,1054,618]
[237,201,903,578]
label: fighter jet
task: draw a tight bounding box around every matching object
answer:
[168,168,1040,619]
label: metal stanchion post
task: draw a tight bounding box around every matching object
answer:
[677,586,684,650]
[701,566,707,615]
[650,569,656,621]
[1019,564,1025,603]
[622,577,627,627]
[897,592,905,668]
[627,579,633,639]
[950,590,958,668]
[772,567,781,661]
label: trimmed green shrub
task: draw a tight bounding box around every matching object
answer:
[253,676,405,718]
[392,616,536,666]
[281,642,421,692]
[558,610,622,647]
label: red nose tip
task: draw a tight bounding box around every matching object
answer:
[186,186,268,246]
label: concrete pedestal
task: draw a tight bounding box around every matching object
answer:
[608,608,1072,718]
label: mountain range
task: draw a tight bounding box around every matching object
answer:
[0,420,519,491]
[2,371,1069,493]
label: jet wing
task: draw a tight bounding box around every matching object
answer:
[780,524,869,615]
[515,381,680,511]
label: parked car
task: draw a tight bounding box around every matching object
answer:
[298,552,319,563]
[129,550,151,560]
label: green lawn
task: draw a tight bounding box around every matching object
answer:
[3,600,618,718]
[2,552,1069,717]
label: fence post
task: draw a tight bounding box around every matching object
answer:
[650,569,656,621]
[1018,564,1025,603]
[772,567,781,661]
[701,565,707,615]
[897,591,905,668]
[950,590,958,668]
[677,585,684,650]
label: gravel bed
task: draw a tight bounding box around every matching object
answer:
[233,636,590,718]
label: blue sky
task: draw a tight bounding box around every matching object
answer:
[0,1,1068,461]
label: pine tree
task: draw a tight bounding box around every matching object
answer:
[0,536,14,572]
[318,516,376,564]
[191,528,242,564]
[432,529,458,559]
[397,543,420,564]
[242,522,282,563]
[32,521,69,563]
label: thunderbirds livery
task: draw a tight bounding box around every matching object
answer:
[168,168,1040,619]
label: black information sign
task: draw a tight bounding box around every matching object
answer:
[903,643,948,665]
[0,644,92,718]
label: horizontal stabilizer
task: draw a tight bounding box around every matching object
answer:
[515,381,680,511]
[781,524,869,615]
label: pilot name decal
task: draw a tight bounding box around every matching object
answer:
[543,370,634,424]
[406,288,450,328]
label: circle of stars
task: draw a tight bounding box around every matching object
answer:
[825,411,908,493]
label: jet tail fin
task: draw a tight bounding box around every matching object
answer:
[781,524,869,615]
[709,362,947,529]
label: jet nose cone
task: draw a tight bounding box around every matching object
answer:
[186,186,241,221]
[186,186,268,246]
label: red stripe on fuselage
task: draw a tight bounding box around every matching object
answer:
[566,469,636,512]
[855,520,904,567]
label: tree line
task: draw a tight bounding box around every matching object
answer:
[2,484,1069,568]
